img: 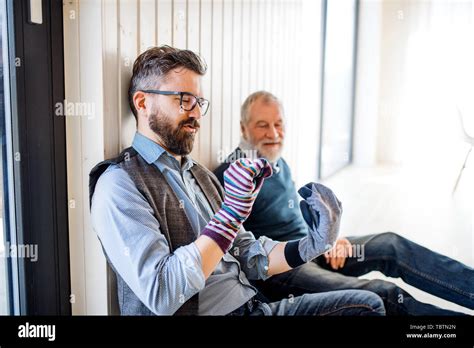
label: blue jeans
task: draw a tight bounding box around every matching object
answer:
[252,232,474,315]
[227,289,385,316]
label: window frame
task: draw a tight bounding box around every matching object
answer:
[5,0,71,315]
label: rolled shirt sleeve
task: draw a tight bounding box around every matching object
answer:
[91,165,206,315]
[230,227,279,281]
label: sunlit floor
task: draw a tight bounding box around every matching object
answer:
[322,150,474,315]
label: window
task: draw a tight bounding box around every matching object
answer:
[319,0,358,179]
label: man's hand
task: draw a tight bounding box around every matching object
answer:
[324,238,352,270]
[197,158,272,278]
[221,158,273,223]
[298,182,342,261]
[201,158,272,254]
[284,183,343,267]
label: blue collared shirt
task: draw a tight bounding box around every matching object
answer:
[91,132,278,315]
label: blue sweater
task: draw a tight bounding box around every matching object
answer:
[213,148,308,242]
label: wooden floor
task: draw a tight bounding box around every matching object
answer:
[321,151,474,315]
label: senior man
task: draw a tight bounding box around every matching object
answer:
[214,91,474,315]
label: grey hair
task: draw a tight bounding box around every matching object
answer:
[240,91,284,125]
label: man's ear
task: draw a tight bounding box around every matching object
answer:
[133,91,147,115]
[240,122,247,140]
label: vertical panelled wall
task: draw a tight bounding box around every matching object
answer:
[64,0,106,314]
[100,0,306,171]
[64,0,321,314]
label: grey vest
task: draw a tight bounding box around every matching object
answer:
[89,147,224,315]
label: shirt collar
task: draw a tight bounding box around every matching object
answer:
[132,132,194,170]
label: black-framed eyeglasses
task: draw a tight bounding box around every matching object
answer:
[141,90,210,116]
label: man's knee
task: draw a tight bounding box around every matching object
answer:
[336,289,386,316]
[381,231,412,245]
[352,289,386,316]
[373,231,407,257]
[366,279,404,300]
[306,290,386,316]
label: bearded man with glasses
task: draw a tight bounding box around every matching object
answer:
[88,45,385,316]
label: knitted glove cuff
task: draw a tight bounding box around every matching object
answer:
[284,240,306,268]
[201,227,236,253]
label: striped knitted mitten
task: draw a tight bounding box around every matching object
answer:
[201,158,273,253]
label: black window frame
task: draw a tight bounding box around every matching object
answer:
[6,0,70,315]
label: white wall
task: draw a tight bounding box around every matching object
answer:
[64,0,322,315]
[100,0,310,172]
[64,0,107,315]
[358,0,474,167]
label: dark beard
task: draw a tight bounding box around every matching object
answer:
[148,109,199,156]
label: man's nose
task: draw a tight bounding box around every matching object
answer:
[187,107,202,120]
[266,126,279,139]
